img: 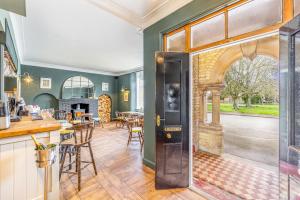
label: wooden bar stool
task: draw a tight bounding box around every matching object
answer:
[59,122,97,191]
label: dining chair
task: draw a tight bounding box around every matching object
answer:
[80,113,93,123]
[115,112,125,128]
[54,110,67,120]
[127,117,144,152]
[59,122,97,191]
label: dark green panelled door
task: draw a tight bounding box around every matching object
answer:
[155,52,190,189]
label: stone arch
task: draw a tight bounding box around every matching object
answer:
[193,35,279,155]
[212,35,279,85]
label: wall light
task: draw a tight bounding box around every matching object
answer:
[21,72,33,85]
[120,87,129,92]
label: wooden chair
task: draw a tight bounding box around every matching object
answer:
[54,110,67,120]
[93,117,104,128]
[115,112,125,128]
[59,122,97,191]
[127,117,144,152]
[80,113,93,123]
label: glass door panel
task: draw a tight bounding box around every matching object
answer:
[279,15,300,200]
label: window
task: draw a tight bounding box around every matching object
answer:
[136,71,144,111]
[166,30,186,52]
[165,0,288,52]
[62,76,95,99]
[228,0,282,37]
[191,14,225,48]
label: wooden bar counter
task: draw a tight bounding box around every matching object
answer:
[0,117,61,139]
[0,117,61,200]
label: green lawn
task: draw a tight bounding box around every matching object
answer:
[207,103,279,116]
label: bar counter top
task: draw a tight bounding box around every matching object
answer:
[0,117,61,139]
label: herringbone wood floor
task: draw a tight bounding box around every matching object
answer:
[60,123,206,200]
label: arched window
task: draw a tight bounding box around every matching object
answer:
[62,76,95,99]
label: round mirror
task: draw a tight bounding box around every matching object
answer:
[62,76,95,99]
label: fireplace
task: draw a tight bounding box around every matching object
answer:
[71,103,89,119]
[58,98,98,118]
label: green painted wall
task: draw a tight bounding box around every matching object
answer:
[21,65,118,116]
[0,0,26,16]
[143,0,235,168]
[0,8,20,68]
[117,73,137,112]
[21,65,139,117]
[0,8,20,100]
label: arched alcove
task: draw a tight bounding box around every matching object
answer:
[33,93,58,109]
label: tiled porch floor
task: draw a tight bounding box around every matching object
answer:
[193,151,279,200]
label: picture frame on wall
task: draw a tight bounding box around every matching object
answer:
[123,91,129,102]
[102,82,109,91]
[40,77,52,89]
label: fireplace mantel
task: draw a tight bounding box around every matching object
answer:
[58,98,98,117]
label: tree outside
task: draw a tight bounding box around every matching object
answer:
[218,55,278,116]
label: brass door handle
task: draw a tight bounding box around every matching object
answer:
[156,115,160,127]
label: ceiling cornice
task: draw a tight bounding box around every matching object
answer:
[84,0,192,29]
[85,0,142,28]
[22,60,143,76]
[142,0,193,28]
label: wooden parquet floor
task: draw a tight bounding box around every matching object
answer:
[60,123,206,200]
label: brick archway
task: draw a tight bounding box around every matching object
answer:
[192,35,279,155]
[194,35,279,86]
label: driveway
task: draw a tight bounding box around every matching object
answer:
[207,113,279,166]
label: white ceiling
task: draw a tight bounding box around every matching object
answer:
[10,0,192,75]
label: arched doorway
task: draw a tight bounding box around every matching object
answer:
[98,94,112,123]
[192,35,280,200]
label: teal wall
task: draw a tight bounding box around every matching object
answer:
[0,8,20,100]
[117,73,137,112]
[21,65,119,115]
[0,8,20,69]
[143,0,235,168]
[21,65,139,117]
[0,0,26,16]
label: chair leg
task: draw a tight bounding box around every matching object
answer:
[68,152,72,170]
[88,142,98,175]
[138,132,144,152]
[137,132,142,144]
[76,147,81,191]
[127,132,132,146]
[59,146,68,180]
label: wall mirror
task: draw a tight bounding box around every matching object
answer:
[62,76,95,99]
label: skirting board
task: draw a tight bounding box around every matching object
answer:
[143,158,155,170]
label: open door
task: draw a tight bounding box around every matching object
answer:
[279,16,300,200]
[155,52,190,189]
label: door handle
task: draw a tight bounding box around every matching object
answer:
[156,115,165,127]
[156,115,160,127]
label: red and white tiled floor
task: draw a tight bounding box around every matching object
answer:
[193,152,279,200]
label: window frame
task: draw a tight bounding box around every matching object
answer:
[163,0,294,53]
[136,71,144,111]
